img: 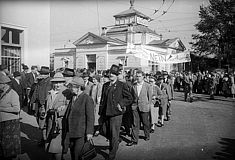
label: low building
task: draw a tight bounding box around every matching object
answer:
[0,1,50,73]
[53,2,190,73]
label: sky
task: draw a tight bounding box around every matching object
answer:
[50,0,209,52]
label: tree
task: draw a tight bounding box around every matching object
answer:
[190,0,235,69]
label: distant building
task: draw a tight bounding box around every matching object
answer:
[0,1,50,73]
[53,2,190,73]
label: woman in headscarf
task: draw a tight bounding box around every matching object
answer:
[0,74,21,160]
[45,72,68,160]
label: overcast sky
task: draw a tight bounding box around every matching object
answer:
[50,0,209,51]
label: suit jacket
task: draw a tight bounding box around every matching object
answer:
[11,78,24,107]
[31,77,52,105]
[164,78,174,100]
[132,81,152,112]
[20,71,27,90]
[68,92,94,138]
[99,80,133,117]
[157,83,170,100]
[26,72,36,89]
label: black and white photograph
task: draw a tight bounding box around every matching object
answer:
[0,0,235,160]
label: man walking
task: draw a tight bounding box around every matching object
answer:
[99,64,133,160]
[127,70,152,146]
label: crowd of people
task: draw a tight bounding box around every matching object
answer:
[0,63,234,160]
[173,70,235,100]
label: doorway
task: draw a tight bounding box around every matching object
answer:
[86,54,96,70]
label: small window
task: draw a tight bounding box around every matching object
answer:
[120,19,125,25]
[12,29,20,44]
[1,28,9,43]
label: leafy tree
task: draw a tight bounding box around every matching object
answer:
[190,0,235,69]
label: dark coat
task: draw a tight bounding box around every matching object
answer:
[26,72,38,89]
[31,77,52,105]
[68,92,94,138]
[20,71,27,90]
[11,78,24,107]
[99,80,133,117]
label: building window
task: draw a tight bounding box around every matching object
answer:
[120,19,125,25]
[119,58,127,66]
[1,26,23,73]
[1,46,21,73]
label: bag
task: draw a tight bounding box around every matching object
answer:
[17,153,31,160]
[80,139,97,160]
[154,99,161,108]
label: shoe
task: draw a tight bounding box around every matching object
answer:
[150,129,154,133]
[145,137,150,141]
[126,141,138,146]
[157,123,164,127]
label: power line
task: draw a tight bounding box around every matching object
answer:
[96,0,101,35]
[149,0,176,22]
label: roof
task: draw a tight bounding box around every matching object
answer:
[114,7,151,20]
[148,38,186,51]
[106,24,158,35]
[73,32,125,46]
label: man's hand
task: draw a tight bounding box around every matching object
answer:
[87,134,93,141]
[117,104,122,112]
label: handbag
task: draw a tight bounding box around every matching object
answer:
[154,99,161,108]
[80,139,97,160]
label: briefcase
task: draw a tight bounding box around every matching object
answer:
[81,139,97,160]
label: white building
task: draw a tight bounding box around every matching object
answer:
[53,2,190,73]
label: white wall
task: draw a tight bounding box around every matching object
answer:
[0,0,50,68]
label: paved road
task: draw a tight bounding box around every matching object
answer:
[20,92,235,160]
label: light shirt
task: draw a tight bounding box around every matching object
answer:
[137,81,144,97]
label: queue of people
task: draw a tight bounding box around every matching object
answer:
[3,62,234,160]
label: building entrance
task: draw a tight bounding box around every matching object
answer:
[86,54,96,70]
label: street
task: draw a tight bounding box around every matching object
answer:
[20,92,235,160]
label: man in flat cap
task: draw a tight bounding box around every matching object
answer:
[99,64,133,160]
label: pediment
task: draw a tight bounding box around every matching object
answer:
[169,39,186,51]
[73,32,107,46]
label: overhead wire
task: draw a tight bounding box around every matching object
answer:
[149,0,176,22]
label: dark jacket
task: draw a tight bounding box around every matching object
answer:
[99,80,133,117]
[26,72,36,89]
[11,78,24,107]
[31,77,52,105]
[68,92,94,138]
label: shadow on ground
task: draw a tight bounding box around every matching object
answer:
[213,137,235,160]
